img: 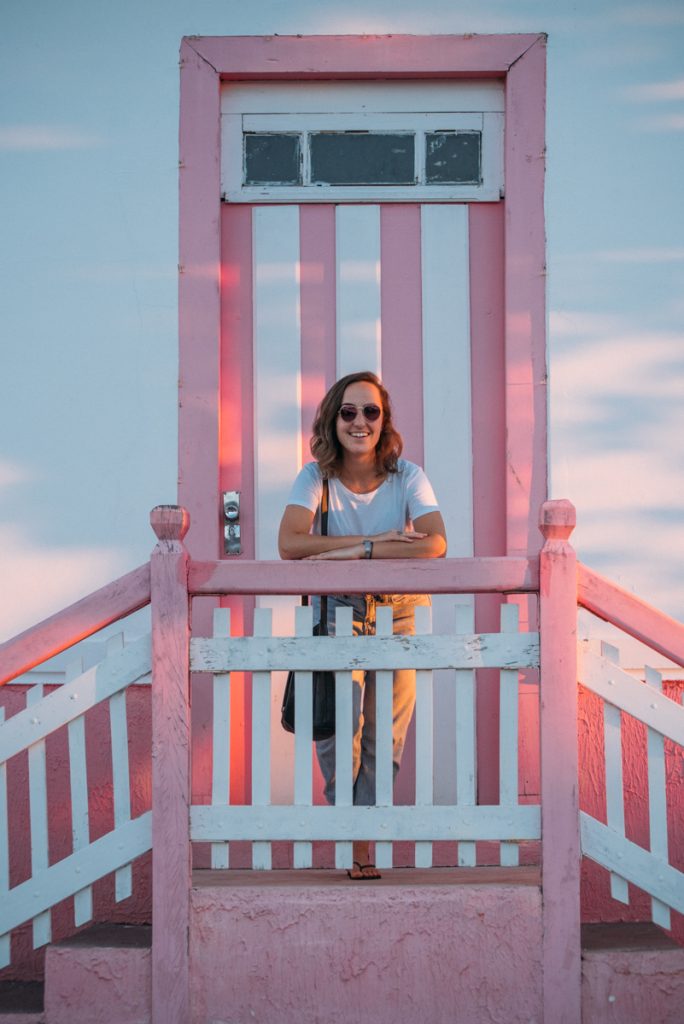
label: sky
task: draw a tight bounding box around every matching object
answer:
[1,0,683,641]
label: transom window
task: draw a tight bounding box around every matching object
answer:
[221,81,504,202]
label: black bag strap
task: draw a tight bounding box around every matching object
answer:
[303,478,329,632]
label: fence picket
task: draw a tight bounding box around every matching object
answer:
[293,604,314,869]
[414,605,433,869]
[211,609,231,870]
[499,604,520,867]
[0,707,9,968]
[251,609,272,870]
[65,656,93,926]
[645,665,671,929]
[455,605,476,866]
[334,606,354,871]
[107,634,133,901]
[601,642,629,904]
[375,606,394,870]
[27,685,51,948]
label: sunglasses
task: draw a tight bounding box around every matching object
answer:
[338,403,382,423]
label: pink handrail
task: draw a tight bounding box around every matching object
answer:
[0,564,151,687]
[577,563,684,668]
[188,556,539,596]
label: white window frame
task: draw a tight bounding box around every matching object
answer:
[221,81,504,203]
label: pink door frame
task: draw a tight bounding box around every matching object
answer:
[178,32,548,564]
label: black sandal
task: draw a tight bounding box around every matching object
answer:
[347,861,382,880]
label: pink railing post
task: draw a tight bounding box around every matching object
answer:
[150,506,191,1024]
[539,499,581,1024]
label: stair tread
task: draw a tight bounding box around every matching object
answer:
[582,921,681,952]
[53,923,151,950]
[0,981,44,1013]
[193,865,542,888]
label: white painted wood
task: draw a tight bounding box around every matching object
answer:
[645,665,671,930]
[578,647,684,746]
[293,604,313,869]
[221,80,506,115]
[211,609,231,870]
[374,605,394,871]
[106,635,133,901]
[454,605,477,867]
[580,813,684,916]
[336,205,381,378]
[0,706,9,969]
[26,685,50,948]
[251,608,273,870]
[190,803,541,843]
[601,643,629,905]
[253,205,302,561]
[421,204,473,809]
[334,606,354,871]
[414,605,434,869]
[66,656,93,927]
[0,637,151,762]
[499,604,520,868]
[191,632,540,673]
[0,812,152,939]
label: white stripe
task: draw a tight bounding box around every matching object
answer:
[27,685,51,948]
[601,643,629,904]
[251,608,272,870]
[421,205,474,810]
[334,606,354,871]
[293,604,314,869]
[106,634,133,901]
[454,605,477,867]
[253,206,303,808]
[211,609,231,870]
[646,665,671,929]
[374,605,394,871]
[414,606,434,869]
[336,206,381,378]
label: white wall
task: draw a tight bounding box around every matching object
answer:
[2,0,683,640]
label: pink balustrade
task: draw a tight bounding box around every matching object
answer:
[0,500,682,1024]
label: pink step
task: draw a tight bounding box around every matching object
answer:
[43,924,150,1024]
[582,921,684,1024]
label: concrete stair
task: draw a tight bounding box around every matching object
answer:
[1,883,683,1023]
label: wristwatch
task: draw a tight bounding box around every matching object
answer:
[363,539,374,559]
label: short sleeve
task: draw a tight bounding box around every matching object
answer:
[403,462,440,522]
[287,462,323,514]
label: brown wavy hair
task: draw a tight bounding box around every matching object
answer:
[310,371,403,478]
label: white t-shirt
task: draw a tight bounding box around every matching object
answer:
[287,460,440,537]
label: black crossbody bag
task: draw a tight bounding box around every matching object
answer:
[280,479,336,740]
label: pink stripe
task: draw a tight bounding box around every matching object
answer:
[469,202,507,804]
[189,34,543,77]
[380,205,424,466]
[504,38,548,557]
[299,206,337,464]
[178,41,222,561]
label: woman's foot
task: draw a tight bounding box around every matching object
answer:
[347,841,382,880]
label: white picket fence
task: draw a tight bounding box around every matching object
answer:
[0,636,152,967]
[189,602,541,871]
[577,639,684,927]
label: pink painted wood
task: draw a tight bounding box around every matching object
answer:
[188,556,539,597]
[577,564,684,667]
[179,39,222,562]
[538,499,581,1024]
[380,204,424,467]
[504,36,548,558]
[184,33,543,78]
[0,564,150,687]
[150,506,192,1024]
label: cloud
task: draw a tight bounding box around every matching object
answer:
[636,113,684,131]
[0,524,124,641]
[0,460,32,489]
[594,247,684,264]
[615,4,684,27]
[0,125,102,151]
[624,78,684,102]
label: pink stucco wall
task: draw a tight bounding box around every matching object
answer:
[190,872,543,1024]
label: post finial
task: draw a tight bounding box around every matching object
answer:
[539,499,576,542]
[150,505,190,543]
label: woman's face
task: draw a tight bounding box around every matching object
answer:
[335,380,384,461]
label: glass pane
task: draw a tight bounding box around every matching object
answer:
[425,131,481,185]
[244,133,301,185]
[310,133,415,185]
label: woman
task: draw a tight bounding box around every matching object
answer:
[278,371,447,879]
